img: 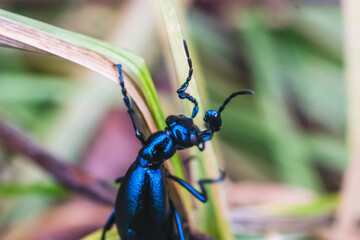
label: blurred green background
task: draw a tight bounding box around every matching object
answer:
[0,0,344,240]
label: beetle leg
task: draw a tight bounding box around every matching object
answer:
[114,176,124,184]
[101,210,115,240]
[170,200,186,240]
[167,170,225,203]
[116,64,146,145]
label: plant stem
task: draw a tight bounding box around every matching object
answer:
[155,1,232,239]
[333,0,360,238]
[0,119,116,205]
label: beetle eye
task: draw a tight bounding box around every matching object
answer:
[190,134,197,144]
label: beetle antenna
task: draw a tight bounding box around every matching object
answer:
[218,90,254,113]
[177,39,199,119]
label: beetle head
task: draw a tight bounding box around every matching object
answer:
[204,110,222,132]
[204,90,254,132]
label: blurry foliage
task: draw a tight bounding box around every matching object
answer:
[0,71,78,135]
[0,1,344,240]
[0,182,67,197]
[188,4,345,190]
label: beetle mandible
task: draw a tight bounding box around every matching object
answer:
[101,39,254,240]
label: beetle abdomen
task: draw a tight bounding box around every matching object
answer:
[115,161,170,240]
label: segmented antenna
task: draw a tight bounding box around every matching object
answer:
[177,39,199,118]
[218,90,254,113]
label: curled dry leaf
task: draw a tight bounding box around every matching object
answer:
[0,11,157,133]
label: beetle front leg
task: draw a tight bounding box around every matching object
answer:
[167,170,225,203]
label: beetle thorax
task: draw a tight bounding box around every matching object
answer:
[165,115,200,149]
[137,131,177,169]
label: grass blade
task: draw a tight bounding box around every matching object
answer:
[156,0,233,239]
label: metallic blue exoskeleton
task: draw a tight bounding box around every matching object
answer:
[101,39,254,240]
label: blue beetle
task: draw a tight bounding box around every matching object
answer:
[101,39,254,240]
